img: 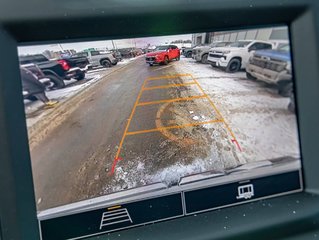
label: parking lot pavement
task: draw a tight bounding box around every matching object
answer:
[24,57,141,129]
[110,73,244,192]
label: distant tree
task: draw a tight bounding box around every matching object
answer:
[171,39,184,43]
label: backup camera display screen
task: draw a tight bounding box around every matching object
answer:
[19,26,302,239]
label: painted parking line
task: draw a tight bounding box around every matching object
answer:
[146,74,192,81]
[142,82,196,91]
[189,74,242,151]
[111,78,148,175]
[137,95,207,106]
[111,73,242,175]
[125,119,223,136]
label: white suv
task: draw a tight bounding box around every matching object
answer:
[207,40,273,72]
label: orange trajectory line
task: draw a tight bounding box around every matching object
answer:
[107,205,122,211]
[189,74,242,151]
[146,73,192,81]
[142,82,196,91]
[137,95,208,106]
[111,73,242,176]
[114,79,148,160]
[125,119,223,136]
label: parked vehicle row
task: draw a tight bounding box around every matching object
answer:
[192,40,293,111]
[152,40,293,112]
[117,48,144,58]
[19,54,87,90]
[21,64,51,101]
[192,41,232,64]
[72,50,118,68]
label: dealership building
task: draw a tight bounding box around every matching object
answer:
[192,27,289,46]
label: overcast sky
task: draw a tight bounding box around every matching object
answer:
[18,34,192,55]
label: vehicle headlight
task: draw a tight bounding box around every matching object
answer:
[222,50,231,54]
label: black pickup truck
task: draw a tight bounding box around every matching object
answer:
[19,54,88,89]
[59,55,91,70]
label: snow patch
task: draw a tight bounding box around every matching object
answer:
[192,116,200,120]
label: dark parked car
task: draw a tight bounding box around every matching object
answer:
[20,66,49,101]
[21,63,52,91]
[19,54,86,89]
[110,50,123,61]
[117,48,138,58]
[182,46,197,58]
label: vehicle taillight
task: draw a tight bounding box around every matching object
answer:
[58,60,70,71]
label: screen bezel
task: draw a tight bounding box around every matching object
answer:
[1,1,319,239]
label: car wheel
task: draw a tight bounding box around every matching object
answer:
[246,72,257,80]
[112,62,118,66]
[101,60,112,68]
[74,71,85,81]
[149,63,153,66]
[226,58,241,73]
[201,54,209,64]
[278,80,293,97]
[176,55,180,61]
[288,100,295,113]
[186,52,192,58]
[47,74,65,90]
[164,56,169,65]
[26,95,38,101]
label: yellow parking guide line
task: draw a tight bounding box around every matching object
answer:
[108,205,122,210]
[189,74,238,141]
[142,82,196,91]
[125,119,223,136]
[115,78,148,159]
[146,74,192,81]
[137,95,208,106]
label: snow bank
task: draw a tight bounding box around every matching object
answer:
[174,56,300,163]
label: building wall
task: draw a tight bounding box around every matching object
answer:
[192,27,288,45]
[192,33,209,45]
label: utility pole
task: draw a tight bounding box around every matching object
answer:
[58,44,64,52]
[111,40,116,50]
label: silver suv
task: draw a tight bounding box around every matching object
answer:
[192,41,232,64]
[73,50,118,68]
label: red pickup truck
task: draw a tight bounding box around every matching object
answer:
[145,45,180,66]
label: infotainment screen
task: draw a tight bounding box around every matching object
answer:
[18,26,302,240]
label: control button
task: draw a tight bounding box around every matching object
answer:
[99,207,133,230]
[236,184,254,200]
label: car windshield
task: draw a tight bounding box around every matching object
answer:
[73,52,88,57]
[156,46,169,51]
[20,55,48,64]
[229,41,252,47]
[278,44,290,51]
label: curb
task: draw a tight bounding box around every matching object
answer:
[28,57,141,150]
